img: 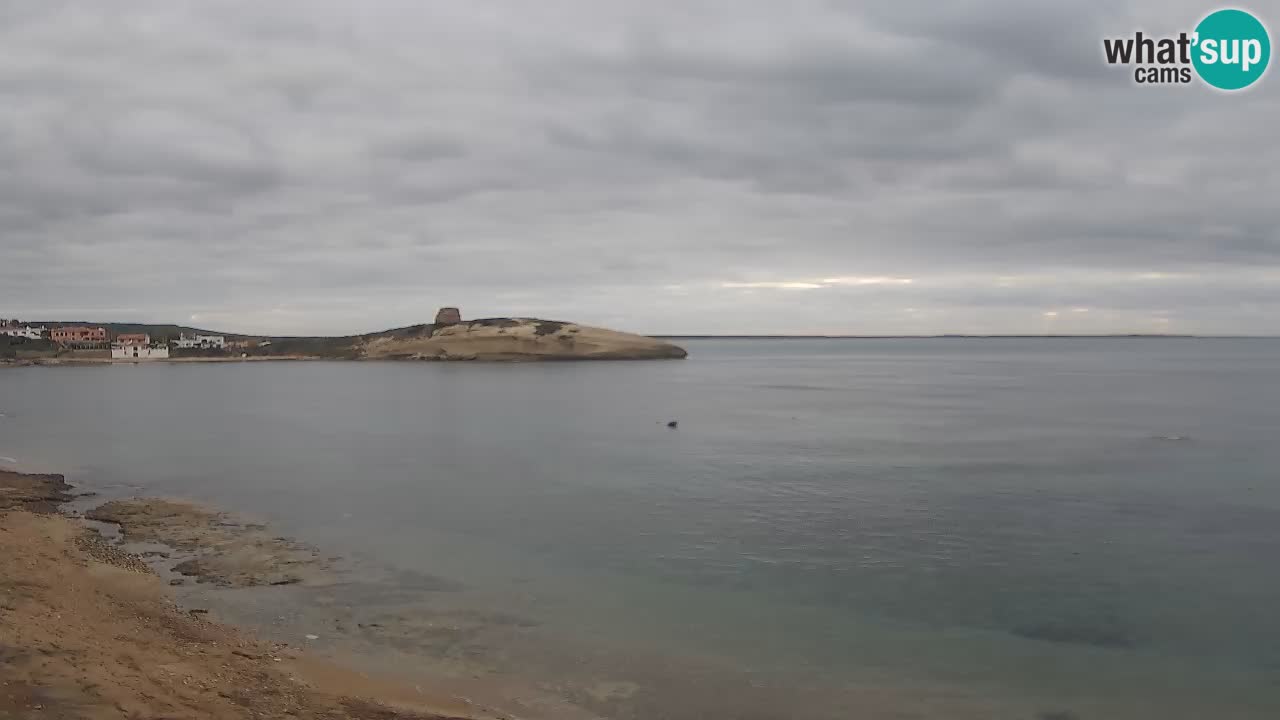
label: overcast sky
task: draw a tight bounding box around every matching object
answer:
[1,1,1277,335]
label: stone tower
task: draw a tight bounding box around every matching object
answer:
[434,307,462,325]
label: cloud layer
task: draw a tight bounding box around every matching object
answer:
[1,0,1277,334]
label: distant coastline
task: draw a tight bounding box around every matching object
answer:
[9,328,1275,368]
[2,310,687,364]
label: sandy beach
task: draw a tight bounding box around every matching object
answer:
[0,469,503,720]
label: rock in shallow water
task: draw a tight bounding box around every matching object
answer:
[1012,617,1134,649]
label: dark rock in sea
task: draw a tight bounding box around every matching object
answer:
[1013,617,1134,649]
[391,569,464,593]
[667,420,678,428]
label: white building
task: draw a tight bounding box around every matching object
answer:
[111,344,170,360]
[173,334,226,349]
[1,325,48,340]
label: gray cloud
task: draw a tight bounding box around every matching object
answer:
[1,0,1278,335]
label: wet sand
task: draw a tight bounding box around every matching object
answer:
[0,469,498,720]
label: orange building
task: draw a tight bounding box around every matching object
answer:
[50,326,108,346]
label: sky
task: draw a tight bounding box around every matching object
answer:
[1,0,1277,336]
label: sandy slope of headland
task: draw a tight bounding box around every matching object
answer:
[0,470,491,720]
[360,318,687,361]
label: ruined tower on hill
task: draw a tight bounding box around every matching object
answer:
[434,307,462,325]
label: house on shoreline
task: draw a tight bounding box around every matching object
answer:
[1,322,48,340]
[1,320,242,359]
[173,334,225,349]
[111,333,170,360]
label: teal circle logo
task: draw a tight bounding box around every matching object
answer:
[1192,9,1271,90]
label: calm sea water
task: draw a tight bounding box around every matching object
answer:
[3,339,1280,718]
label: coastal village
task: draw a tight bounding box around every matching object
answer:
[0,319,267,361]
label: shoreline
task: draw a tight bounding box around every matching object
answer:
[2,316,689,364]
[3,464,849,720]
[0,468,515,720]
[2,352,688,367]
[0,465,1052,720]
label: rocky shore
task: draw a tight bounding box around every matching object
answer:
[0,469,498,720]
[0,469,73,512]
[86,498,333,588]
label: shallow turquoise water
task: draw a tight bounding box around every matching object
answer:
[3,338,1280,718]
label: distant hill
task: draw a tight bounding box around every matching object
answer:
[358,318,687,361]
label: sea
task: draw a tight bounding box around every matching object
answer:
[2,338,1279,719]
